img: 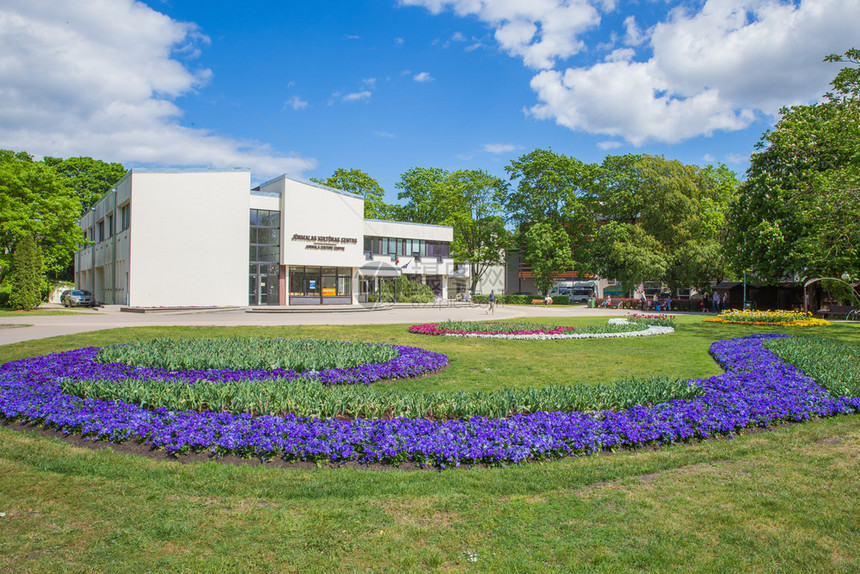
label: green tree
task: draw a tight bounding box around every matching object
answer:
[444,170,511,292]
[505,149,598,281]
[591,222,667,294]
[518,223,573,295]
[394,167,451,224]
[590,154,737,292]
[8,234,43,310]
[0,151,83,284]
[310,168,395,219]
[42,156,126,214]
[726,49,860,283]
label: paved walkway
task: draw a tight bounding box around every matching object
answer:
[0,302,639,345]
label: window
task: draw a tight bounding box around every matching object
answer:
[106,214,113,238]
[97,221,104,242]
[364,235,450,258]
[120,205,130,231]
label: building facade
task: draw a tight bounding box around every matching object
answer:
[75,169,460,307]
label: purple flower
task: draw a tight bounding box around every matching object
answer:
[1,334,858,468]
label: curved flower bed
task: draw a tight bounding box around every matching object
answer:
[704,309,830,327]
[409,318,673,340]
[38,344,448,387]
[2,335,859,467]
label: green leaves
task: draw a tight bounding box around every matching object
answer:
[62,374,702,420]
[95,338,398,372]
[727,49,860,282]
[765,336,860,398]
[310,168,395,220]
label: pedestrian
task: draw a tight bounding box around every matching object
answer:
[712,292,720,313]
[640,292,647,311]
[665,295,672,312]
[487,290,496,314]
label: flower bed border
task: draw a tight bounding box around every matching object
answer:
[408,318,673,339]
[1,335,859,468]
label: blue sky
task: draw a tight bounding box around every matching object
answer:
[1,0,857,203]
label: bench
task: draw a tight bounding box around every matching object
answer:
[816,305,858,320]
[532,299,552,306]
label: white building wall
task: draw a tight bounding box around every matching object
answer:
[127,169,251,307]
[259,177,365,268]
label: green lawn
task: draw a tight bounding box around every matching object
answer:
[1,315,859,572]
[0,309,86,317]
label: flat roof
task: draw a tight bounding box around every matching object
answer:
[252,174,363,200]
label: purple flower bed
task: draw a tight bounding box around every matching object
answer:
[50,344,447,386]
[1,334,859,468]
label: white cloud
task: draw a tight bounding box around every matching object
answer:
[597,141,623,150]
[284,96,308,110]
[363,78,377,86]
[482,143,517,154]
[703,153,716,162]
[0,0,314,179]
[529,0,860,144]
[400,0,600,69]
[623,16,646,46]
[726,153,746,164]
[395,37,405,44]
[375,131,396,138]
[343,91,373,102]
[414,72,434,82]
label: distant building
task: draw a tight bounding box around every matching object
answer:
[75,169,460,307]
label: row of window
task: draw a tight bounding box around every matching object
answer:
[289,266,352,297]
[87,204,130,243]
[363,236,450,258]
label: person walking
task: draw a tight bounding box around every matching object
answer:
[712,292,720,313]
[487,290,496,314]
[640,292,647,311]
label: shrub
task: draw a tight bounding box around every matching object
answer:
[369,276,435,303]
[8,234,43,310]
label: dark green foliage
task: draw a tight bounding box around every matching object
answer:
[0,150,82,284]
[765,336,860,397]
[369,275,435,303]
[8,234,43,310]
[726,49,860,282]
[95,338,398,372]
[42,155,126,214]
[61,374,702,420]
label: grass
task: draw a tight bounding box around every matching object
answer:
[1,314,859,572]
[0,309,86,317]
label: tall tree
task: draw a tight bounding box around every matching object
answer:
[394,167,451,224]
[726,49,860,283]
[310,168,395,219]
[590,154,737,292]
[591,222,667,294]
[8,234,43,310]
[518,223,573,295]
[505,149,598,281]
[42,156,126,214]
[0,151,83,284]
[443,169,511,292]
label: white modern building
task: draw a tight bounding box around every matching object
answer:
[74,169,462,308]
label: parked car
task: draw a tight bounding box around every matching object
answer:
[59,290,71,306]
[62,289,95,307]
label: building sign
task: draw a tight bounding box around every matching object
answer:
[291,234,358,252]
[322,287,336,297]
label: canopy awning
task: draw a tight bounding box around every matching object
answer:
[358,261,401,277]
